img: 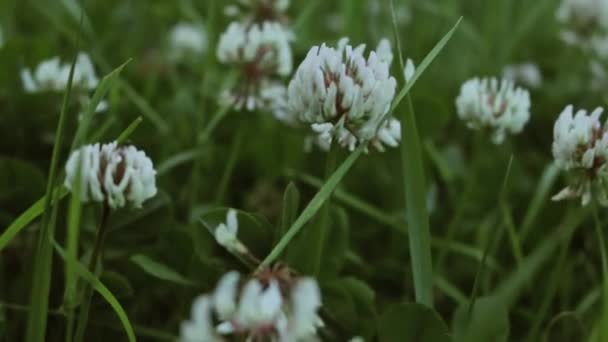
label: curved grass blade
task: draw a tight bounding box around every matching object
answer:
[130,254,195,286]
[54,243,136,342]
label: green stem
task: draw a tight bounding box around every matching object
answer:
[310,143,339,276]
[73,205,111,342]
[591,202,608,342]
[401,95,434,307]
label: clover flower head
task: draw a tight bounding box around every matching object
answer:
[556,0,608,50]
[169,22,208,59]
[225,0,290,24]
[217,21,293,111]
[455,77,531,144]
[502,62,543,89]
[181,270,323,342]
[552,105,608,205]
[64,142,157,209]
[287,38,400,152]
[21,52,99,93]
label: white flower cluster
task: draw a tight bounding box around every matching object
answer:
[502,63,543,89]
[552,105,608,205]
[213,209,248,254]
[168,22,208,60]
[180,271,322,342]
[455,77,531,144]
[21,53,99,93]
[217,21,293,111]
[64,142,157,209]
[287,38,401,152]
[556,0,608,56]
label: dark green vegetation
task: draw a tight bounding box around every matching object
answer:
[0,0,605,341]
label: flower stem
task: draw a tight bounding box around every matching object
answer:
[72,204,111,342]
[310,142,339,276]
[591,201,608,341]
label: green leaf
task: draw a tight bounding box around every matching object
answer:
[277,182,300,244]
[130,254,195,286]
[55,243,136,342]
[259,145,364,269]
[100,271,135,298]
[378,303,450,342]
[452,296,509,342]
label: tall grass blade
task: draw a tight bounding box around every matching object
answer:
[26,43,81,342]
[258,145,364,270]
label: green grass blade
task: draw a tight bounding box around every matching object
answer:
[399,95,434,307]
[389,17,462,113]
[520,163,560,241]
[26,45,81,342]
[64,164,82,342]
[116,117,143,144]
[0,187,68,252]
[258,145,364,270]
[130,254,195,286]
[72,59,131,149]
[119,81,169,135]
[54,243,136,342]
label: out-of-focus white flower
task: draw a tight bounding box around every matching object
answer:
[213,209,248,253]
[590,59,608,90]
[64,142,157,209]
[169,22,208,60]
[502,63,543,89]
[287,38,401,152]
[455,77,531,144]
[217,21,293,111]
[225,0,290,23]
[21,53,99,93]
[349,338,365,342]
[182,271,322,342]
[288,278,322,340]
[556,0,608,53]
[180,296,222,342]
[552,105,608,205]
[404,58,416,83]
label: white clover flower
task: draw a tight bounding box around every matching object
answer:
[556,0,608,52]
[213,209,248,253]
[502,63,543,89]
[21,52,99,93]
[64,142,157,209]
[169,22,208,60]
[552,105,608,205]
[287,38,400,152]
[217,21,293,111]
[181,271,323,342]
[180,296,222,342]
[455,77,531,144]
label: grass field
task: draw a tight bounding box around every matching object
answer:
[1,0,608,341]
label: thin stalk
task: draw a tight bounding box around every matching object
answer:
[310,143,339,276]
[591,201,608,342]
[215,125,244,204]
[73,205,111,342]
